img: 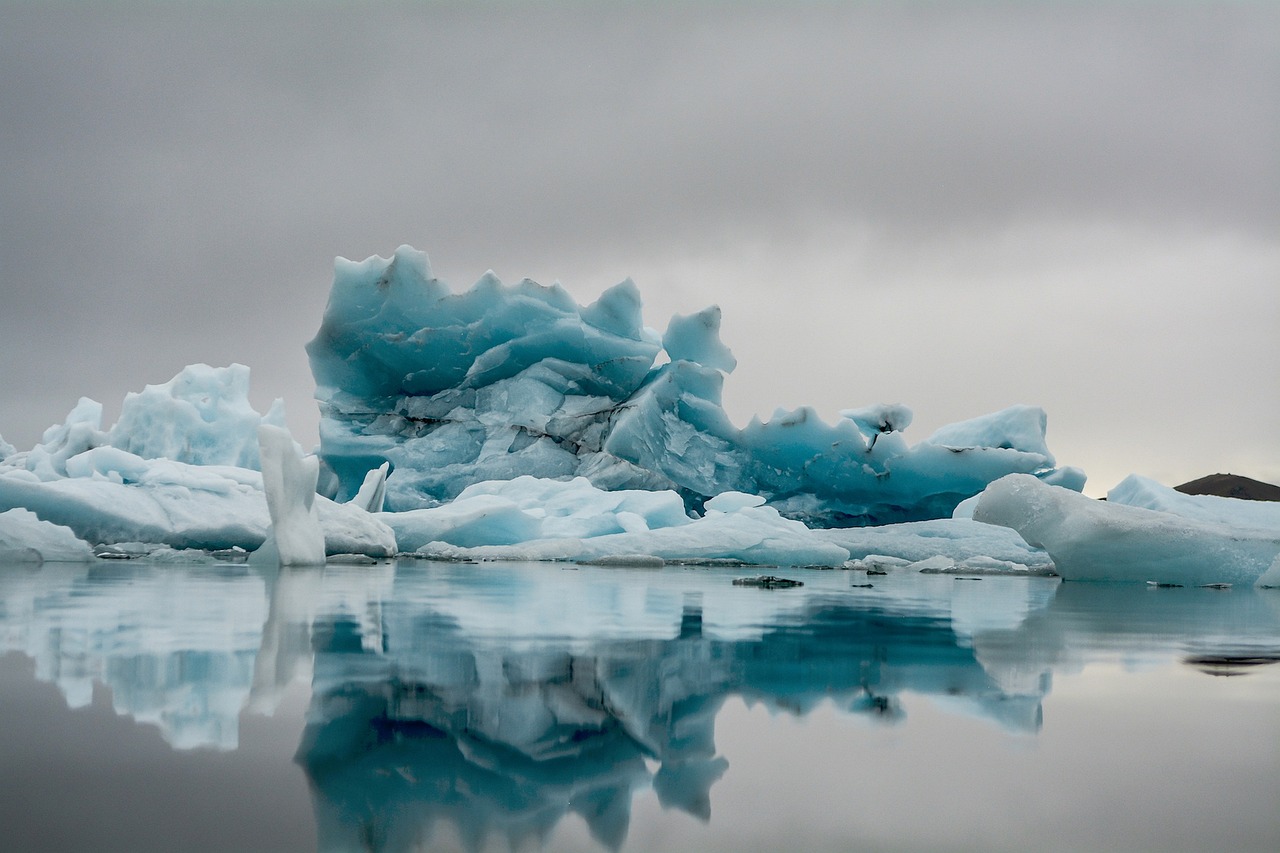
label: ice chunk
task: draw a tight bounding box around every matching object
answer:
[0,369,395,556]
[921,404,1052,457]
[349,462,389,513]
[306,247,1080,524]
[255,425,325,566]
[0,448,394,557]
[839,403,913,439]
[662,305,737,373]
[108,363,285,469]
[383,475,691,552]
[384,475,856,565]
[1108,473,1280,530]
[0,433,15,463]
[20,397,107,481]
[973,474,1280,585]
[0,507,94,562]
[704,491,766,513]
[816,517,1054,572]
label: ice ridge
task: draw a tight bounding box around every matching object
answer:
[307,246,1081,524]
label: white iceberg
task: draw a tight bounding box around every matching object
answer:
[0,367,395,558]
[973,474,1280,585]
[1107,473,1280,530]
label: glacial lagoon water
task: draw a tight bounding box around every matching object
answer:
[1,559,1277,853]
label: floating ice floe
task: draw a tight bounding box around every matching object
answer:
[973,474,1280,585]
[0,366,395,558]
[307,245,1083,524]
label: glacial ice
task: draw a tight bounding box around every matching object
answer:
[0,507,94,563]
[1107,473,1280,530]
[306,245,1079,524]
[254,425,326,566]
[6,243,1277,579]
[973,474,1280,585]
[0,367,395,557]
[108,362,287,468]
[382,474,1050,571]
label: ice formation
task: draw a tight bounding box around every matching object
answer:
[385,474,1050,570]
[1107,473,1280,530]
[254,425,326,566]
[307,245,1081,524]
[973,474,1280,585]
[0,366,395,557]
[108,362,286,468]
[0,508,94,563]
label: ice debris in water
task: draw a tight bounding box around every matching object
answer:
[973,474,1280,586]
[306,245,1082,524]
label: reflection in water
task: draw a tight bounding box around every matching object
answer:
[2,560,1278,850]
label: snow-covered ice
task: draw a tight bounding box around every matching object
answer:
[973,474,1280,585]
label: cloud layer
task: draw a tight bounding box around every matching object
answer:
[2,4,1276,492]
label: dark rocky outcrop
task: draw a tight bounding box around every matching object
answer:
[1174,473,1280,502]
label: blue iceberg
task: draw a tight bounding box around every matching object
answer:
[308,246,1083,525]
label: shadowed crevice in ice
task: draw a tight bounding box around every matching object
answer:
[306,246,1082,524]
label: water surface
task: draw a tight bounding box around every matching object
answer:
[1,559,1277,852]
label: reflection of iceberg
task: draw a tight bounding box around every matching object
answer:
[0,560,395,749]
[6,559,1279,850]
[294,565,1059,851]
[971,580,1280,683]
[0,562,267,750]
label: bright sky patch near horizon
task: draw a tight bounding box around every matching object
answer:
[1,3,1276,495]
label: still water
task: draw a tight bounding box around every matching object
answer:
[1,559,1277,853]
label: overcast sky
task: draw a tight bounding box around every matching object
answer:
[1,2,1276,494]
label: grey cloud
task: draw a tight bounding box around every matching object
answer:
[0,3,1276,486]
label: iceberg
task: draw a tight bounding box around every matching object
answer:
[973,474,1280,585]
[0,367,396,558]
[307,246,1080,524]
[1107,473,1280,530]
[107,362,286,469]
